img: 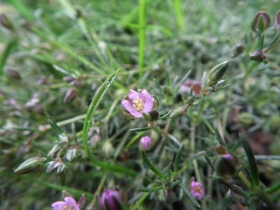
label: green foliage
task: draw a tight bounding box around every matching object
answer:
[1,0,280,209]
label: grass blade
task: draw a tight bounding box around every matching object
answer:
[141,150,164,179]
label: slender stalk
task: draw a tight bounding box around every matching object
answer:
[138,0,146,79]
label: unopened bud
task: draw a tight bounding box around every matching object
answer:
[231,43,246,58]
[46,159,66,173]
[140,136,153,151]
[252,11,270,33]
[170,106,186,119]
[208,61,228,87]
[215,153,237,176]
[6,69,21,80]
[163,86,173,96]
[148,110,159,122]
[0,14,14,30]
[238,112,254,126]
[102,141,114,158]
[275,10,280,31]
[250,50,266,62]
[63,89,77,103]
[185,96,195,106]
[66,145,80,161]
[100,189,123,210]
[225,187,246,205]
[14,156,42,174]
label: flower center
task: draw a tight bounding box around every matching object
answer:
[64,205,74,210]
[133,97,144,112]
[194,186,203,193]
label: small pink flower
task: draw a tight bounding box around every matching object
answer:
[190,180,204,200]
[51,196,79,210]
[140,136,152,150]
[100,189,123,210]
[122,89,154,118]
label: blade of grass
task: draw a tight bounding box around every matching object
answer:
[138,0,146,79]
[82,69,136,177]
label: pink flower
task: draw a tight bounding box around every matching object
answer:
[140,136,152,150]
[190,180,204,200]
[100,189,123,210]
[122,89,154,118]
[52,196,80,210]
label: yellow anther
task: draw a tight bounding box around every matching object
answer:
[194,186,203,193]
[133,97,144,112]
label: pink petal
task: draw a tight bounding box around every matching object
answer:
[64,197,77,207]
[140,89,153,112]
[51,201,67,210]
[127,89,140,100]
[122,100,142,118]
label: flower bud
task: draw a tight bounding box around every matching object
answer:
[170,106,186,119]
[250,50,266,62]
[225,187,246,205]
[140,136,152,151]
[0,14,14,30]
[190,180,204,200]
[208,61,228,87]
[275,10,280,31]
[14,156,42,174]
[66,145,80,161]
[46,159,66,173]
[238,112,254,127]
[163,86,173,96]
[6,69,21,80]
[142,110,159,122]
[252,11,271,33]
[102,141,114,158]
[231,42,246,57]
[63,88,77,103]
[215,153,237,176]
[100,189,123,210]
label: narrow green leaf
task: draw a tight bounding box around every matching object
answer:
[174,143,185,173]
[240,134,259,187]
[81,70,136,177]
[159,110,172,119]
[0,39,17,75]
[130,127,152,132]
[200,117,215,134]
[8,0,35,21]
[45,112,68,143]
[174,70,192,94]
[139,185,163,192]
[266,182,280,193]
[204,152,215,171]
[141,150,164,179]
[179,183,201,208]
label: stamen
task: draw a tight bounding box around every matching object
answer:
[133,97,144,112]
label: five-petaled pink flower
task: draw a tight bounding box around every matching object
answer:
[190,180,204,200]
[122,89,154,118]
[52,196,80,210]
[140,136,152,150]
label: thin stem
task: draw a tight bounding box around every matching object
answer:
[138,0,146,79]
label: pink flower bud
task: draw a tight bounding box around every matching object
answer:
[100,189,123,210]
[140,136,152,150]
